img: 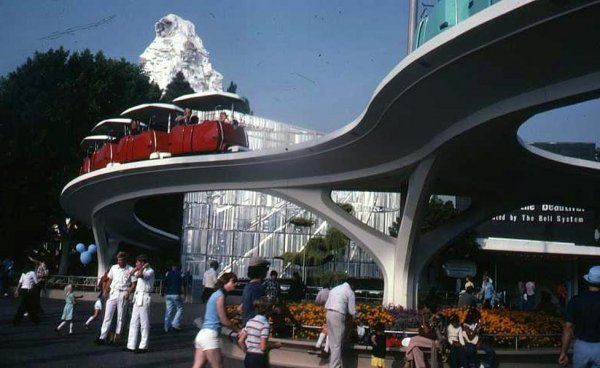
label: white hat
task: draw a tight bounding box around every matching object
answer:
[583,265,600,285]
[248,256,270,267]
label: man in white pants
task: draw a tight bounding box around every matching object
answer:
[96,251,135,345]
[325,280,356,368]
[125,254,155,353]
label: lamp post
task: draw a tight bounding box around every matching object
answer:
[302,240,306,282]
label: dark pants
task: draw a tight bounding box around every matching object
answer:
[465,342,496,368]
[483,298,492,309]
[200,287,214,303]
[31,284,44,313]
[13,288,40,324]
[449,345,466,368]
[244,352,268,368]
[524,294,535,311]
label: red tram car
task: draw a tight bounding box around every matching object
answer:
[78,92,250,175]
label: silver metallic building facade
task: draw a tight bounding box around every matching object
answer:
[180,113,401,283]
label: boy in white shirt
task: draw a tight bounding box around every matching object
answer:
[446,314,465,368]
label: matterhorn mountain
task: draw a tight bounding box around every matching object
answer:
[139,14,223,93]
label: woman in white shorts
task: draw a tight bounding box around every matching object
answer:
[193,272,239,368]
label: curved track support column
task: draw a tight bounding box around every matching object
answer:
[407,199,516,305]
[268,187,395,298]
[92,215,119,277]
[393,155,438,308]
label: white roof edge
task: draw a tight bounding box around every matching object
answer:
[80,135,114,145]
[120,102,183,116]
[477,237,600,256]
[173,91,244,103]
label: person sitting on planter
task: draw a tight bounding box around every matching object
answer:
[402,303,445,368]
[461,307,495,368]
[446,314,466,368]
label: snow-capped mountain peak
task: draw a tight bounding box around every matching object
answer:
[139,14,223,93]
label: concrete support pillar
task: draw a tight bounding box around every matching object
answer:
[269,187,395,296]
[391,155,437,308]
[407,199,509,306]
[92,216,119,277]
[272,156,440,308]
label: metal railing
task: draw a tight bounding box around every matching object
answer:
[287,324,560,351]
[46,275,166,294]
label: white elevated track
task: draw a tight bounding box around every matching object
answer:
[62,0,600,307]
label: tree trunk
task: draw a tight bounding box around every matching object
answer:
[58,239,71,275]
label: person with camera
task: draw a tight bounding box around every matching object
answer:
[124,254,155,353]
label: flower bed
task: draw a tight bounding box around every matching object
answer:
[440,308,563,348]
[226,302,563,347]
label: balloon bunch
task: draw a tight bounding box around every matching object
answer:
[76,243,97,265]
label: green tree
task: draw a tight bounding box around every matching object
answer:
[226,81,237,93]
[223,80,252,115]
[0,47,160,261]
[278,227,347,267]
[162,71,195,102]
[388,197,458,237]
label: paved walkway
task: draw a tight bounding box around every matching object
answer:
[0,296,242,368]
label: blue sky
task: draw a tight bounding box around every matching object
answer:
[1,0,598,144]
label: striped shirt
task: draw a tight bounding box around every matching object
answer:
[244,314,270,354]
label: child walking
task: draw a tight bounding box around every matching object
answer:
[84,291,103,329]
[85,271,108,329]
[56,284,83,335]
[238,297,281,368]
[370,322,387,368]
[308,324,330,358]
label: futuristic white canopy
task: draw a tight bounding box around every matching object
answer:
[61,0,600,307]
[173,91,248,113]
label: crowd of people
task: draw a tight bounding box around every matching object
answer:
[402,304,496,368]
[6,252,600,368]
[172,109,235,128]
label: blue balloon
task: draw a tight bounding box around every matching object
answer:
[80,251,92,265]
[75,243,86,253]
[88,244,97,254]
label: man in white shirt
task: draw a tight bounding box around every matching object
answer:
[201,260,219,303]
[13,261,40,325]
[525,280,536,311]
[96,251,135,345]
[315,285,330,306]
[125,254,155,353]
[325,280,356,368]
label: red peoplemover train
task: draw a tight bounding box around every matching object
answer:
[79,92,249,175]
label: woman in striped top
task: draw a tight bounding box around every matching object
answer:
[238,297,281,368]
